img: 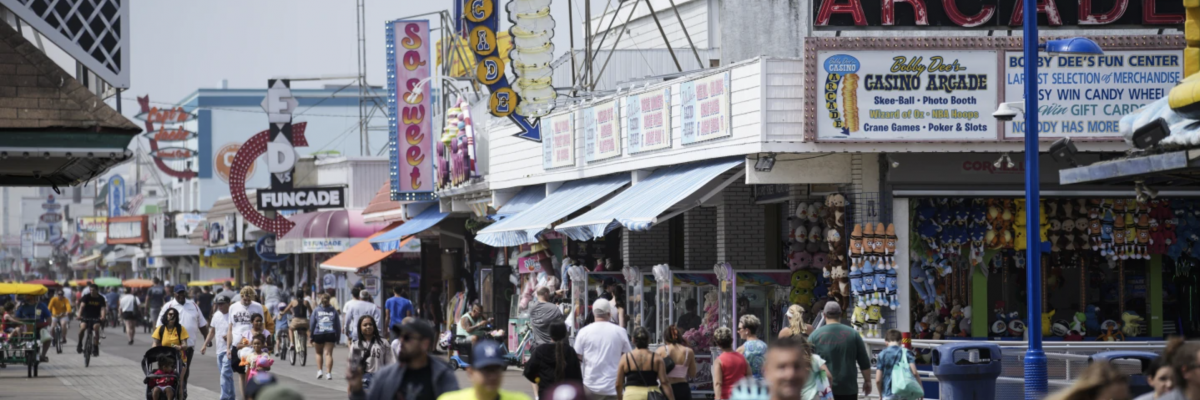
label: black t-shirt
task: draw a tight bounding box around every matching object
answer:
[395,364,436,400]
[79,294,107,319]
[147,286,166,309]
[197,293,214,314]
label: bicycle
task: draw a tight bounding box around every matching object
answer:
[275,325,290,361]
[79,317,101,367]
[290,327,307,366]
[51,319,63,354]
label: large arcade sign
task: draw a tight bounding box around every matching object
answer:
[803,36,1185,142]
[812,0,1184,28]
[135,96,198,180]
[387,20,437,201]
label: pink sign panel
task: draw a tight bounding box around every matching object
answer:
[390,20,434,200]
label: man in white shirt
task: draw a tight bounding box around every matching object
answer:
[341,287,380,343]
[574,298,632,400]
[118,289,140,345]
[202,296,234,400]
[156,284,208,397]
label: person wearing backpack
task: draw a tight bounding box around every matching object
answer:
[875,330,922,400]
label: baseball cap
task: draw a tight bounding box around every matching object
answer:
[592,298,613,316]
[244,372,278,398]
[173,284,187,293]
[471,340,507,369]
[214,296,230,304]
[823,301,842,315]
[399,318,436,340]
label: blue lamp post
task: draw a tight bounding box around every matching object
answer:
[1018,6,1102,398]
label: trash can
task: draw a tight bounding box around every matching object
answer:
[932,343,1003,400]
[1090,351,1159,397]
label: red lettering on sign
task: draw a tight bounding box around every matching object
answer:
[1078,0,1127,25]
[942,0,995,27]
[882,0,928,25]
[815,0,868,26]
[1143,0,1183,24]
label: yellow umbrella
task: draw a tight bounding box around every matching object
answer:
[0,283,49,296]
[187,280,216,287]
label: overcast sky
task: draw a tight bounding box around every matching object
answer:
[114,0,605,110]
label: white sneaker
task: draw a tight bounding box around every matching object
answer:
[316,370,324,379]
[326,373,333,380]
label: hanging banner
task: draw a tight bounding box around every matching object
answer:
[626,87,673,154]
[255,235,289,262]
[1002,50,1182,139]
[200,252,242,269]
[387,20,436,202]
[542,112,576,169]
[174,213,205,236]
[815,50,998,141]
[107,175,125,217]
[584,100,621,162]
[681,72,732,145]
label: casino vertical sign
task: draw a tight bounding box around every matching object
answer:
[387,20,436,202]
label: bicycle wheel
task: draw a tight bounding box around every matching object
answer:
[54,327,62,354]
[83,340,91,367]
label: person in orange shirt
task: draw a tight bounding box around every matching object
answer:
[48,290,71,347]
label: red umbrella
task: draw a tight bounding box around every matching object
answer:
[24,279,61,287]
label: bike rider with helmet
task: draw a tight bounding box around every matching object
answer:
[77,283,106,356]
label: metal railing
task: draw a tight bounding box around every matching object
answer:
[862,339,1165,399]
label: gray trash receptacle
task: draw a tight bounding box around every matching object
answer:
[932,343,1003,400]
[1090,351,1159,397]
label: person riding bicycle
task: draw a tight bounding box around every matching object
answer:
[16,294,52,362]
[48,290,71,346]
[280,289,310,357]
[273,303,289,354]
[77,283,106,356]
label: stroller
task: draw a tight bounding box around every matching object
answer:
[141,346,185,400]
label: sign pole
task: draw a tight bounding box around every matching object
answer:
[1022,0,1048,397]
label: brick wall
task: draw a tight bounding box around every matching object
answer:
[684,207,716,270]
[621,223,670,267]
[716,180,766,269]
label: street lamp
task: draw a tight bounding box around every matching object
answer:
[1011,6,1103,398]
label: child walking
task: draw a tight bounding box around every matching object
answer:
[875,329,921,400]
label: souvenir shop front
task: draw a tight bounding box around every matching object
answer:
[889,152,1200,340]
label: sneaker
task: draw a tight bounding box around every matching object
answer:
[326,373,333,380]
[316,370,324,379]
[93,347,99,357]
[76,344,82,354]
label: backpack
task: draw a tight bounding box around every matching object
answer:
[890,350,924,400]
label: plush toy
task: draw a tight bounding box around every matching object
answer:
[1121,311,1144,337]
[866,305,884,338]
[1041,310,1056,336]
[1101,209,1116,256]
[1071,311,1086,335]
[852,305,868,336]
[1097,320,1125,341]
[886,267,899,310]
[859,259,875,308]
[1007,312,1026,337]
[910,264,931,304]
[873,257,888,306]
[1085,305,1102,334]
[960,305,972,334]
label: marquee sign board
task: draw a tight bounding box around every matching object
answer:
[150,147,197,161]
[449,1,543,141]
[136,96,198,179]
[812,0,1185,29]
[143,127,197,142]
[256,187,347,211]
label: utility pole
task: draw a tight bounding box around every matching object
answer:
[356,0,369,156]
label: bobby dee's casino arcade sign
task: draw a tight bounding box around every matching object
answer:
[812,0,1184,28]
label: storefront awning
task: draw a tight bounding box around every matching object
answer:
[555,157,744,240]
[491,186,547,221]
[475,174,631,247]
[370,204,449,251]
[320,222,419,272]
[71,253,101,270]
[277,209,386,254]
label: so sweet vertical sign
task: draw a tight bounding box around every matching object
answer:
[388,20,435,201]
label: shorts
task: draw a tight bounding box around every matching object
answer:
[311,333,337,344]
[122,311,138,321]
[155,385,174,391]
[290,318,309,331]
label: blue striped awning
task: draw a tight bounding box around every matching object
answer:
[474,174,631,247]
[555,157,743,241]
[490,185,547,221]
[369,203,449,251]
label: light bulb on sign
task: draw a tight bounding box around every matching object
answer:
[507,0,556,118]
